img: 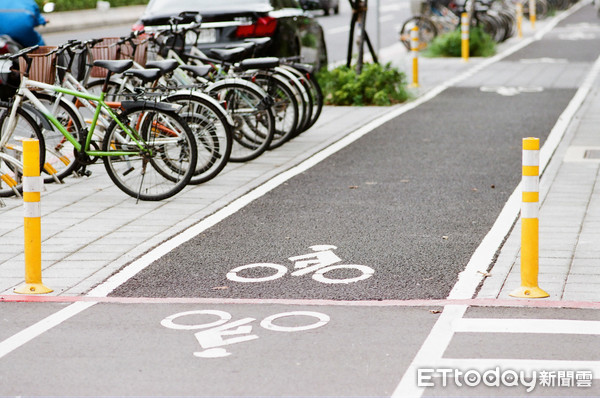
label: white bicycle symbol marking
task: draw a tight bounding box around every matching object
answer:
[161,310,330,358]
[226,245,375,284]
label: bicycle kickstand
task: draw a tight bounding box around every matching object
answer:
[74,164,92,178]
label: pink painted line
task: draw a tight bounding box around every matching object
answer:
[1,295,599,309]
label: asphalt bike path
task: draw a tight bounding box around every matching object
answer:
[1,5,600,396]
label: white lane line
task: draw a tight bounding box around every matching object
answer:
[453,318,600,335]
[393,2,594,396]
[392,305,468,397]
[0,301,96,359]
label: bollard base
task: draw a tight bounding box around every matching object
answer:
[14,283,53,295]
[409,83,420,88]
[509,286,549,298]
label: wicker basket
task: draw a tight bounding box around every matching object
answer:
[120,40,148,67]
[89,38,120,78]
[90,38,148,78]
[18,46,57,85]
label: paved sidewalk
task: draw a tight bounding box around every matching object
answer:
[2,3,599,303]
[478,57,600,302]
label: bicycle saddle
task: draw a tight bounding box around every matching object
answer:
[225,41,256,58]
[237,57,280,71]
[145,59,180,74]
[244,37,271,51]
[209,47,246,63]
[178,64,214,78]
[92,60,133,74]
[123,68,162,84]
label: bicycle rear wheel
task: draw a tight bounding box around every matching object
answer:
[31,93,84,182]
[163,93,233,185]
[102,105,197,201]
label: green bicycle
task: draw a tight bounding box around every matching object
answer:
[0,46,198,201]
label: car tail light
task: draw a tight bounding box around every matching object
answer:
[235,16,277,38]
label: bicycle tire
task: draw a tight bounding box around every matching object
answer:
[102,105,197,201]
[279,64,318,135]
[252,73,300,149]
[163,93,233,185]
[30,93,84,182]
[300,69,324,131]
[0,102,46,197]
[206,80,275,162]
[400,16,438,50]
[274,66,311,139]
[0,152,26,198]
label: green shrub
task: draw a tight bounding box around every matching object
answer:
[317,63,409,106]
[38,0,148,12]
[424,26,496,58]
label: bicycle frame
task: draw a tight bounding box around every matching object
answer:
[5,75,146,158]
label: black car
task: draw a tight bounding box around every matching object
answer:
[300,0,340,15]
[134,0,328,70]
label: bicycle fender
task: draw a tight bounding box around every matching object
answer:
[21,103,54,131]
[120,100,183,113]
[167,89,234,126]
[205,78,270,99]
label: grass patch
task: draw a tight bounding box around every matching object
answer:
[317,62,409,106]
[424,26,496,57]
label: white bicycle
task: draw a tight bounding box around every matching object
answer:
[226,245,375,284]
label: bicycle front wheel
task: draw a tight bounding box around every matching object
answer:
[208,81,275,162]
[400,16,437,50]
[0,102,46,197]
[102,106,197,201]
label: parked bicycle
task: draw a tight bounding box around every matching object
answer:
[0,45,198,201]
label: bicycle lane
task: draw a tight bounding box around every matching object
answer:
[1,3,600,396]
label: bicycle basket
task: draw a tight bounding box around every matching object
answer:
[18,46,58,85]
[57,46,89,82]
[89,37,120,78]
[119,39,148,67]
[0,59,18,100]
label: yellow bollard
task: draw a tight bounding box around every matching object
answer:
[516,2,523,38]
[510,138,548,298]
[461,13,469,62]
[14,139,52,295]
[528,0,536,29]
[410,26,419,88]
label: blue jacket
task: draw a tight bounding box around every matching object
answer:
[0,0,46,47]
